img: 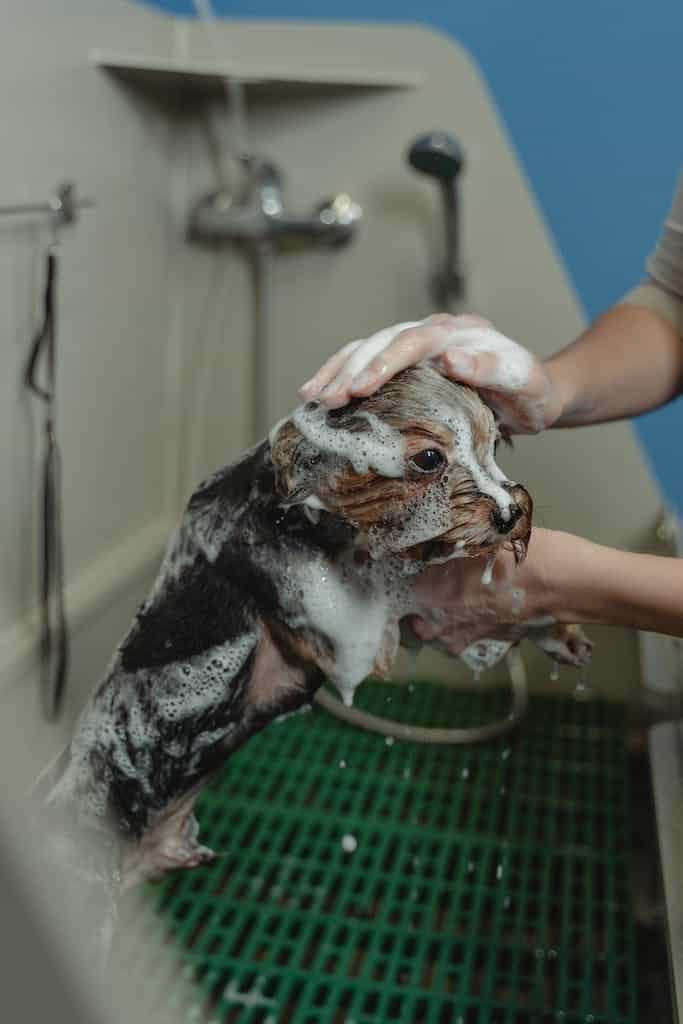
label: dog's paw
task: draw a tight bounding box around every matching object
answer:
[460,638,513,673]
[531,622,593,668]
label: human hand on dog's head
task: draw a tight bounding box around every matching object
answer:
[299,314,563,435]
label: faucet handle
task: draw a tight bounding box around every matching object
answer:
[244,156,284,218]
[314,194,362,247]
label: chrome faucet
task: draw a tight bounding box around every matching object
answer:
[188,156,362,249]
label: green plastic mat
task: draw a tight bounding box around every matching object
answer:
[116,682,637,1024]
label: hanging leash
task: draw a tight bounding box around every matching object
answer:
[24,244,69,721]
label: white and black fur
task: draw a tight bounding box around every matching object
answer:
[34,365,590,965]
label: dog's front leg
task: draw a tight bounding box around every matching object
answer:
[526,620,593,667]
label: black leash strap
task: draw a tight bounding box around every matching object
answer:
[25,248,69,721]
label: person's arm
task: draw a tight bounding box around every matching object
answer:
[412,528,683,655]
[546,172,683,427]
[547,303,683,427]
[301,172,683,434]
[530,530,683,635]
[544,304,683,428]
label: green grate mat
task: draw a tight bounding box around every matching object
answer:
[116,682,637,1024]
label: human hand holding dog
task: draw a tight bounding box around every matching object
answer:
[411,528,593,669]
[410,527,561,655]
[412,524,683,655]
[300,314,564,434]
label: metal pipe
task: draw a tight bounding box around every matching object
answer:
[192,0,250,160]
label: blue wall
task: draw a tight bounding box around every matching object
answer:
[145,0,683,512]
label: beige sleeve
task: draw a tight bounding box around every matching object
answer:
[620,170,683,335]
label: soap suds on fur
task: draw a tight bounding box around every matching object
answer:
[292,402,405,479]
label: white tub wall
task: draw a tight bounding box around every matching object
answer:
[0,0,183,784]
[0,4,667,794]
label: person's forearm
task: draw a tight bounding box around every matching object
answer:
[546,173,683,428]
[535,530,683,637]
[544,302,683,427]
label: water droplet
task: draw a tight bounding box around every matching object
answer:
[341,834,357,853]
[496,863,504,881]
[467,860,475,874]
[385,696,392,703]
[501,747,511,760]
[408,684,415,693]
[403,768,411,780]
[573,681,592,701]
[339,760,347,769]
[549,664,560,682]
[385,736,395,747]
[461,767,470,780]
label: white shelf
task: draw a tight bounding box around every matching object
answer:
[90,49,423,97]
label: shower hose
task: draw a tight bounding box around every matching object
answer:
[314,645,528,744]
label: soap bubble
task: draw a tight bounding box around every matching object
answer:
[341,834,357,853]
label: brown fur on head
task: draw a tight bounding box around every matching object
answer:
[270,365,531,566]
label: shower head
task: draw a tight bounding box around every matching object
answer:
[407,131,466,307]
[407,132,464,183]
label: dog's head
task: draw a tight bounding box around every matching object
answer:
[270,365,531,566]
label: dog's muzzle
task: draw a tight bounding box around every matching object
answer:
[488,484,532,541]
[406,482,532,566]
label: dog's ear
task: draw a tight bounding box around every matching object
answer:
[270,421,318,502]
[270,421,303,500]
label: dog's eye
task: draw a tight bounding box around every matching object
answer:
[409,449,446,473]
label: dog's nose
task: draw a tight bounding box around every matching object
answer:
[491,503,523,534]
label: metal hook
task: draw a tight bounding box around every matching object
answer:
[0,180,94,226]
[49,182,77,226]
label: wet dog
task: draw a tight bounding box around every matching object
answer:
[37,366,590,951]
